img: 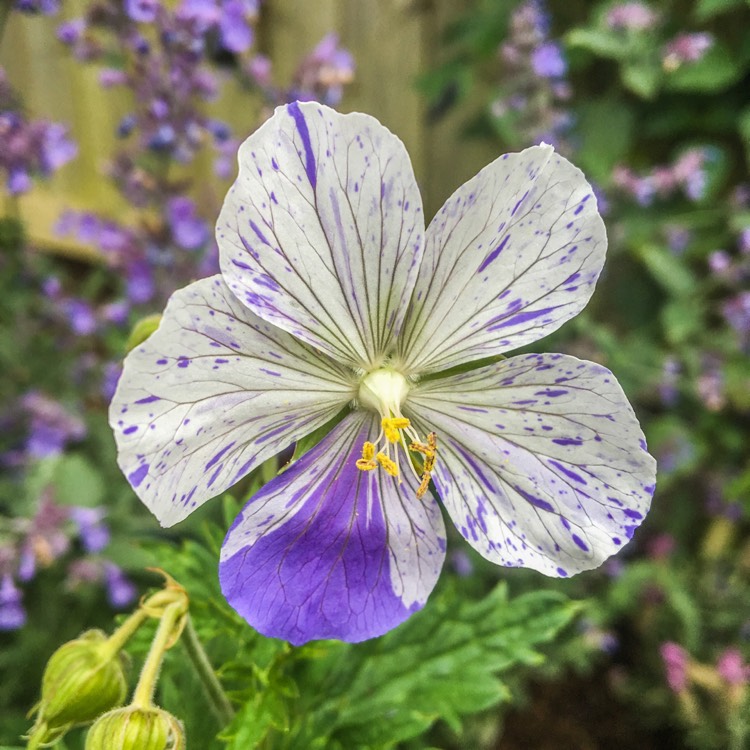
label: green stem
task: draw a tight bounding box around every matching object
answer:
[102,608,149,660]
[181,615,235,726]
[131,602,183,709]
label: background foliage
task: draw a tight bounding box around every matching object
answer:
[1,0,749,748]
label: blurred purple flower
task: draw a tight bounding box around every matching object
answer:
[723,291,750,349]
[102,300,130,326]
[450,549,474,577]
[659,356,680,406]
[126,0,160,23]
[101,362,123,402]
[665,225,691,254]
[105,564,137,609]
[0,575,25,631]
[0,80,77,194]
[126,260,156,304]
[606,3,659,31]
[219,0,254,53]
[247,54,272,87]
[56,18,85,45]
[70,507,111,553]
[663,33,713,69]
[531,41,566,78]
[661,642,689,692]
[13,0,59,15]
[717,649,749,687]
[99,68,128,88]
[22,392,86,458]
[25,495,71,568]
[42,123,78,171]
[168,197,208,250]
[293,33,355,106]
[64,298,98,336]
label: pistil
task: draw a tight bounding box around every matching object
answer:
[355,368,438,498]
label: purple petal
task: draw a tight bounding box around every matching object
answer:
[110,275,355,527]
[407,353,656,576]
[219,412,446,644]
[218,102,424,369]
[399,145,606,373]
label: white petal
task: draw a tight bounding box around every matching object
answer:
[110,275,355,527]
[398,145,606,373]
[220,412,446,644]
[407,353,656,576]
[218,102,424,369]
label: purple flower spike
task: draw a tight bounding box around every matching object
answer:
[126,0,159,23]
[531,41,567,79]
[168,197,208,250]
[70,507,111,553]
[105,564,137,608]
[0,575,26,631]
[111,103,656,645]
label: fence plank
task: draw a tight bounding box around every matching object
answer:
[0,0,499,252]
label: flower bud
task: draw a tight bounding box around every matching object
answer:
[85,706,185,750]
[125,313,161,353]
[29,629,127,744]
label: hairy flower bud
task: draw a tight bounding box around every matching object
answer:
[28,630,127,745]
[85,706,185,750]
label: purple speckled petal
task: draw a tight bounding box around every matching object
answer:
[219,411,446,645]
[110,275,355,527]
[406,353,656,577]
[398,145,606,373]
[218,101,424,370]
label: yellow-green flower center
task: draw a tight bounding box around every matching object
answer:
[355,368,437,498]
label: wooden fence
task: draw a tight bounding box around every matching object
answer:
[1,0,498,258]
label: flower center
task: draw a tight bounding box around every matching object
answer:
[355,368,437,498]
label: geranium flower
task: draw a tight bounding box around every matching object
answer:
[111,102,656,645]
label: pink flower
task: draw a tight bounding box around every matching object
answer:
[717,649,750,687]
[661,642,689,692]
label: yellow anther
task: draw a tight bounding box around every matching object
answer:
[423,453,435,473]
[409,441,431,455]
[416,472,431,499]
[376,452,399,477]
[356,458,377,471]
[427,432,437,451]
[382,417,410,443]
[361,441,375,461]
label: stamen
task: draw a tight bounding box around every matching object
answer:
[416,473,431,499]
[376,452,399,477]
[382,416,410,443]
[356,441,378,471]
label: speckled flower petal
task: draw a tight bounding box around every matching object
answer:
[218,101,424,370]
[398,145,606,373]
[110,275,355,527]
[407,353,656,576]
[219,411,446,645]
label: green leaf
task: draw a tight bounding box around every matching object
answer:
[664,43,741,92]
[739,107,750,165]
[661,299,704,344]
[576,97,635,180]
[53,454,105,507]
[694,0,745,20]
[566,28,631,59]
[635,244,698,297]
[621,61,662,99]
[284,583,580,750]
